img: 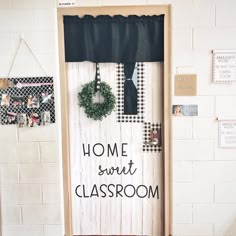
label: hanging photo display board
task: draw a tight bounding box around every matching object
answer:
[219,120,236,148]
[0,77,55,127]
[68,62,163,235]
[0,36,55,127]
[213,50,236,82]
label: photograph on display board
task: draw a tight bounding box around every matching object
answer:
[12,96,25,108]
[18,113,27,128]
[28,112,40,127]
[1,94,10,107]
[27,95,40,109]
[5,111,17,125]
[41,91,53,104]
[41,111,51,126]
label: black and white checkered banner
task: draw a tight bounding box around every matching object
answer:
[116,62,145,123]
[116,63,162,153]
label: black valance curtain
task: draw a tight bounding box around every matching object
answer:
[64,15,164,63]
[64,14,164,115]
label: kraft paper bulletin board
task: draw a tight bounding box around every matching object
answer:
[57,5,172,236]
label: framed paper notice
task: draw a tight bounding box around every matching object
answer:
[219,120,236,148]
[213,50,236,82]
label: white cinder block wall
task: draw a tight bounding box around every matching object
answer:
[171,0,236,236]
[0,1,63,236]
[1,0,236,236]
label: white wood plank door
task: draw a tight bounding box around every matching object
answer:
[67,61,163,236]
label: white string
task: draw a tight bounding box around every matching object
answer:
[7,38,22,78]
[7,37,48,78]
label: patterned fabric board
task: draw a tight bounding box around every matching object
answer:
[0,77,55,127]
[143,122,162,152]
[116,62,145,123]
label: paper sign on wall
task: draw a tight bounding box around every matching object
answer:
[57,0,75,7]
[174,74,197,96]
[213,50,236,82]
[219,120,236,148]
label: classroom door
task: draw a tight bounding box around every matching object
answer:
[67,61,164,236]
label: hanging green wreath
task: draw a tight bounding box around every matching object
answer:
[78,81,116,120]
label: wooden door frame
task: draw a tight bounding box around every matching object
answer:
[57,5,172,236]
